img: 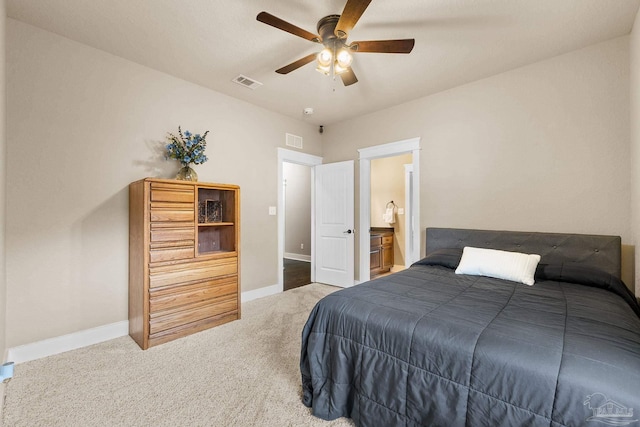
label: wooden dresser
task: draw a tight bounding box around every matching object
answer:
[129,178,240,349]
[370,228,394,278]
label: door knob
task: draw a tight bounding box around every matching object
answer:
[343,229,353,234]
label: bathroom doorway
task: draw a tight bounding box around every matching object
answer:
[370,153,413,278]
[358,137,421,283]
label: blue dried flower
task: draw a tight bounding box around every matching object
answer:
[165,126,210,166]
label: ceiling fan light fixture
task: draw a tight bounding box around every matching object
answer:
[333,62,349,75]
[317,48,333,67]
[336,48,352,68]
[258,1,415,87]
[316,63,331,75]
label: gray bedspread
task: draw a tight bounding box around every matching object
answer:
[300,264,640,427]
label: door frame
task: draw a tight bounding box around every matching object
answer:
[404,163,414,271]
[358,137,421,283]
[277,148,323,292]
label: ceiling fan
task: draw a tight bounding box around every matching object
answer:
[257,0,415,86]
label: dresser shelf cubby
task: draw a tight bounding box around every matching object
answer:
[197,186,237,255]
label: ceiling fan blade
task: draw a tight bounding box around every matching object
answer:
[257,12,321,43]
[275,53,318,74]
[340,67,358,86]
[350,39,415,53]
[335,0,372,39]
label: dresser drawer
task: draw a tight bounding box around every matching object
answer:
[150,227,195,243]
[370,235,382,248]
[150,182,194,203]
[149,277,237,313]
[382,235,393,245]
[149,295,237,335]
[149,257,237,289]
[148,312,238,348]
[150,206,194,223]
[149,245,194,263]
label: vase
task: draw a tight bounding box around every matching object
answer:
[176,164,198,182]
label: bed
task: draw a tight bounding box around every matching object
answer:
[300,228,640,427]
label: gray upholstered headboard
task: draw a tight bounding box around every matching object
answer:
[426,227,622,279]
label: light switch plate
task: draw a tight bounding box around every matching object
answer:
[398,208,405,215]
[268,206,277,215]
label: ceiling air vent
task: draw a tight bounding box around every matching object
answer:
[286,133,303,149]
[232,74,263,90]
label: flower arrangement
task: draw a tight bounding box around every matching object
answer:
[165,126,209,166]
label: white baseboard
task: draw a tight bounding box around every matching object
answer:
[284,253,311,262]
[7,320,129,364]
[7,284,284,364]
[241,283,281,302]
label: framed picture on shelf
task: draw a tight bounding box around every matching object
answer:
[206,200,223,222]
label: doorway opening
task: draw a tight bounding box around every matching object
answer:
[369,153,413,279]
[283,162,312,291]
[358,137,421,283]
[277,148,323,292]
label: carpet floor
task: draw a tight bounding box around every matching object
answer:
[2,283,355,427]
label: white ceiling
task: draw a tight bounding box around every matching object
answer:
[7,0,640,126]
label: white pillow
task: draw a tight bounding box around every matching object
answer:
[455,246,541,286]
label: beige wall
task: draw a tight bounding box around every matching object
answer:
[324,37,631,282]
[4,14,638,351]
[371,154,412,266]
[631,9,640,296]
[283,162,311,257]
[5,20,322,347]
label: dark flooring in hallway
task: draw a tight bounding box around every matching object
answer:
[284,258,311,291]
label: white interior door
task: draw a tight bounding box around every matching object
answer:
[314,160,354,287]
